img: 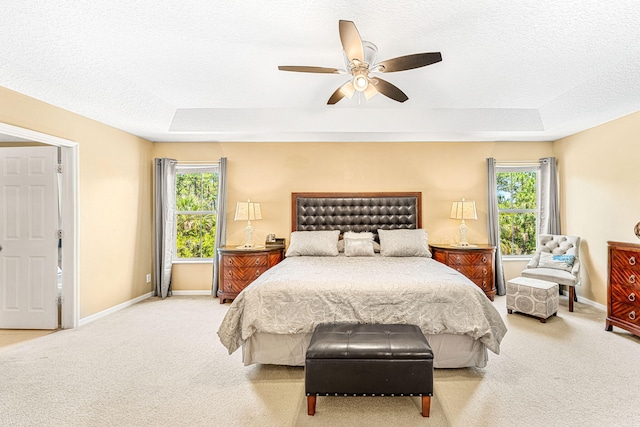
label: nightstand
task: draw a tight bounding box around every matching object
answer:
[429,244,496,301]
[217,246,285,303]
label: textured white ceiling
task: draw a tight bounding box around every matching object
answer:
[1,1,640,142]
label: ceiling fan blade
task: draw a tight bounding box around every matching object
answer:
[327,81,355,105]
[339,20,364,63]
[363,82,378,100]
[278,65,341,74]
[371,77,409,103]
[376,52,442,73]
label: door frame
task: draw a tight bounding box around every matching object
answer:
[0,122,79,329]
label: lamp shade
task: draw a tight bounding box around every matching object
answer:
[234,200,262,221]
[450,199,477,220]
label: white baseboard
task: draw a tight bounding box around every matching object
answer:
[78,292,153,327]
[171,290,212,296]
[577,295,606,312]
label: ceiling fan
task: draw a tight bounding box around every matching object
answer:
[278,20,442,105]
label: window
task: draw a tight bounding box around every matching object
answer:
[174,164,219,260]
[496,166,539,256]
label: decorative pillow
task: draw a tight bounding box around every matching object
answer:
[538,252,575,271]
[377,229,431,257]
[338,233,381,253]
[343,231,374,240]
[344,238,375,257]
[285,230,340,257]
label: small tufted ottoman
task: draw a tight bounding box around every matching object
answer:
[305,323,434,417]
[507,276,559,322]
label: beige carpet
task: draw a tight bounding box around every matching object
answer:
[0,295,639,426]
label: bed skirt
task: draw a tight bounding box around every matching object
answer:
[242,332,488,368]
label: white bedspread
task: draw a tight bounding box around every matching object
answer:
[217,255,507,355]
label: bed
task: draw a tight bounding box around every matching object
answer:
[217,192,507,368]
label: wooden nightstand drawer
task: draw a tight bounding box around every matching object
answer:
[447,252,492,267]
[429,244,496,301]
[453,264,492,279]
[222,254,268,268]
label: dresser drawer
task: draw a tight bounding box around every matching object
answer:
[452,264,492,279]
[610,301,640,326]
[447,252,491,266]
[222,254,268,268]
[470,277,494,292]
[611,249,640,272]
[610,282,640,304]
[610,268,640,287]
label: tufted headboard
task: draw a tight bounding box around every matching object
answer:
[291,192,422,235]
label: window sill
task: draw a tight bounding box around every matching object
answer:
[503,256,533,262]
[172,259,213,264]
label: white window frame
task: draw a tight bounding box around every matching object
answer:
[496,164,540,258]
[173,164,219,261]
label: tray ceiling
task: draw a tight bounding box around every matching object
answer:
[2,1,639,142]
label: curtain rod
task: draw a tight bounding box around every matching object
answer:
[176,160,220,165]
[496,160,540,166]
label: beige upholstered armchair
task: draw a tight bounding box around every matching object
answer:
[521,234,581,312]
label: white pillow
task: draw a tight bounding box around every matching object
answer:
[378,229,431,257]
[338,239,380,253]
[285,230,340,257]
[538,252,575,271]
[343,231,374,240]
[344,238,375,257]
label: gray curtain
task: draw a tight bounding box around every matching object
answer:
[212,157,228,296]
[486,158,506,295]
[539,157,560,235]
[154,158,177,299]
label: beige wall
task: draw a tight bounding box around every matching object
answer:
[0,86,154,318]
[154,141,553,290]
[8,77,629,311]
[555,110,640,305]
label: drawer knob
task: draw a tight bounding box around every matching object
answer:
[630,293,636,302]
[255,270,261,277]
[630,311,636,321]
[481,255,487,263]
[629,275,636,284]
[227,271,233,277]
[482,268,487,275]
[630,256,636,266]
[228,259,233,265]
[255,259,260,265]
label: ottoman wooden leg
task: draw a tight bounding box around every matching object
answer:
[422,395,431,417]
[307,395,316,416]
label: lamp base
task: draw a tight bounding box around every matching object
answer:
[235,244,265,249]
[450,243,478,248]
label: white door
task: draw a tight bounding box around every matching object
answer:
[0,146,59,329]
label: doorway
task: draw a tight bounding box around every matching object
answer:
[0,123,78,329]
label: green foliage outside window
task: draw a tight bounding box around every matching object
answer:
[175,170,218,259]
[497,171,537,256]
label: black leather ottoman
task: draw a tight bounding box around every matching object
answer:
[305,323,434,417]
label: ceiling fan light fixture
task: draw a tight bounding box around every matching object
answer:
[353,74,368,91]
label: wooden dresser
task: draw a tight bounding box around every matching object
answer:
[429,244,496,301]
[217,246,285,303]
[606,241,640,337]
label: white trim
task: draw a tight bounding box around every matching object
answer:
[0,123,77,147]
[77,292,153,327]
[0,123,79,329]
[172,290,211,296]
[576,295,606,312]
